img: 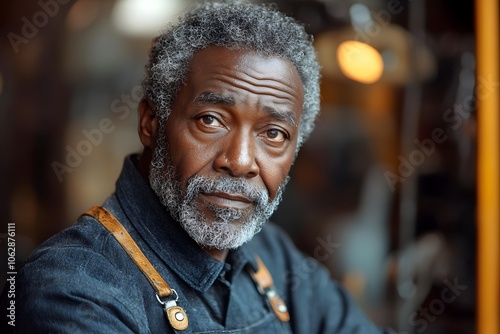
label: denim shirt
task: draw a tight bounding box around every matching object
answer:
[1,155,392,333]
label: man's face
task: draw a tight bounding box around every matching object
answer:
[149,46,304,249]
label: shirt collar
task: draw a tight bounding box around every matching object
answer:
[114,155,256,292]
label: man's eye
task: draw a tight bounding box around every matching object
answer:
[265,129,287,142]
[199,115,222,127]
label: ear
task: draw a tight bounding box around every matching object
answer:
[138,99,158,149]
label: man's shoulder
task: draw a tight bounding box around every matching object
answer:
[29,195,124,250]
[17,215,116,284]
[26,207,113,260]
[17,197,132,284]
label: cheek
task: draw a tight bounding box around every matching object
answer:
[165,131,217,182]
[258,156,293,199]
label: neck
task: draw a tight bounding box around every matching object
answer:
[201,247,229,262]
[136,149,153,182]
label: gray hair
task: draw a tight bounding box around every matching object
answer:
[142,1,320,147]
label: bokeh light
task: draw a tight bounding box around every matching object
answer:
[337,40,384,84]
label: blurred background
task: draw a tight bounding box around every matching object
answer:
[0,0,483,332]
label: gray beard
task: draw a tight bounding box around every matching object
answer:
[148,131,288,250]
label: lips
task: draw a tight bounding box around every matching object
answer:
[199,192,253,210]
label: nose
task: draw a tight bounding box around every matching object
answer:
[213,130,259,178]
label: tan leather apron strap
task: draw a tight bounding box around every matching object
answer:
[250,257,290,322]
[81,206,188,331]
[83,206,172,297]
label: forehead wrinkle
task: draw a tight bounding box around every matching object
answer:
[205,62,302,100]
[233,71,301,99]
[211,74,300,105]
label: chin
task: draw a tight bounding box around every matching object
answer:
[179,210,264,250]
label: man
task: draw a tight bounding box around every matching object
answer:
[2,1,392,333]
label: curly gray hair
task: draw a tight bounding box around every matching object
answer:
[142,1,320,147]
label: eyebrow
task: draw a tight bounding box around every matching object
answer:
[194,91,235,105]
[264,106,297,127]
[194,91,297,127]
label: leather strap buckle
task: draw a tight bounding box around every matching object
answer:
[156,290,189,331]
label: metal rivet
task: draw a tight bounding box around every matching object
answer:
[278,304,287,313]
[175,312,184,321]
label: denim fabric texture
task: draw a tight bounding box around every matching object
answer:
[1,155,392,333]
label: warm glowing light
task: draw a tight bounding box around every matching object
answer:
[111,0,187,37]
[337,40,384,84]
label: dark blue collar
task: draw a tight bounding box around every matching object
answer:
[115,155,257,293]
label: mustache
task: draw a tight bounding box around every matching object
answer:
[184,176,270,207]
